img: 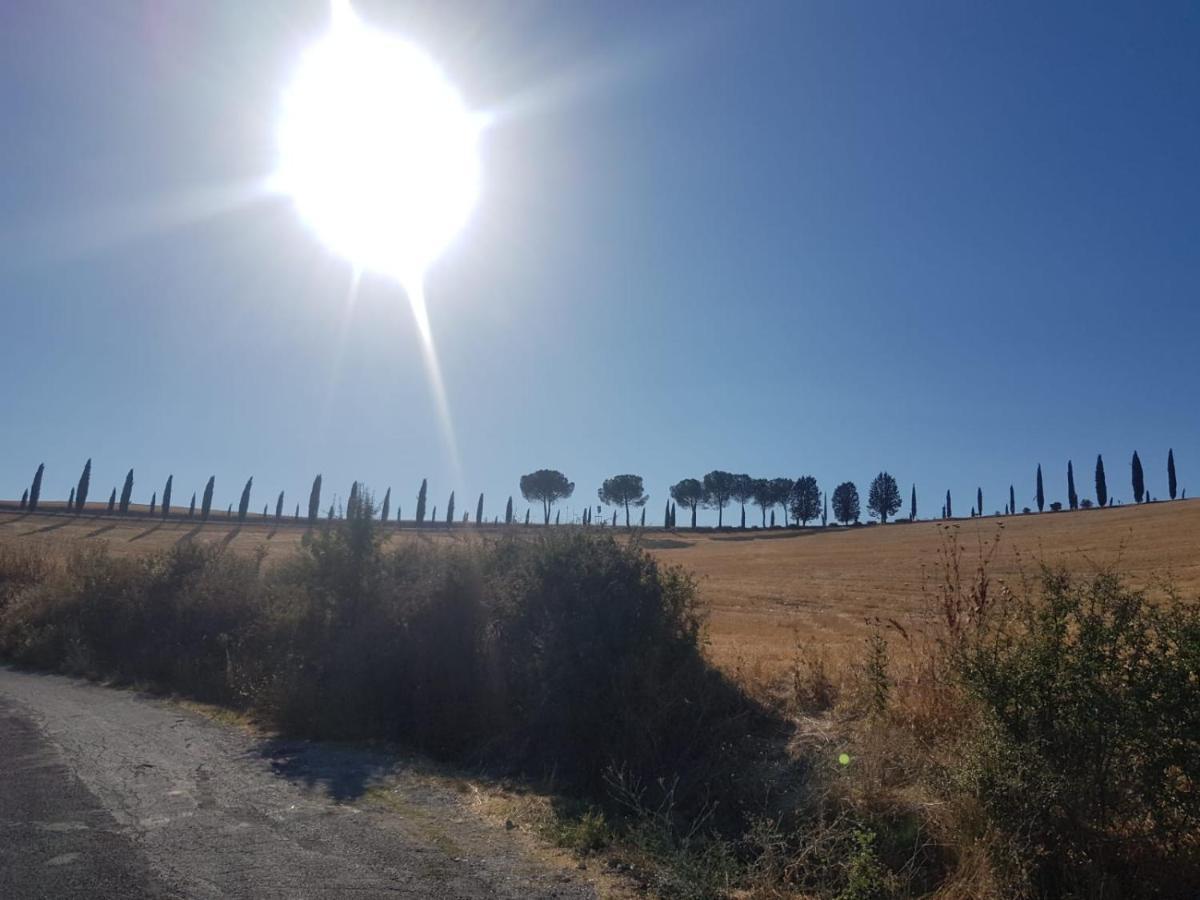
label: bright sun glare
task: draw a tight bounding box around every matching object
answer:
[276,1,481,286]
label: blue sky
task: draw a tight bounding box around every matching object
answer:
[2,0,1198,523]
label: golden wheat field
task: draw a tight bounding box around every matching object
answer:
[3,500,1198,678]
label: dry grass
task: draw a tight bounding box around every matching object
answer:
[4,499,1199,682]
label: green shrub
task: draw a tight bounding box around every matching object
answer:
[952,568,1200,894]
[0,519,771,818]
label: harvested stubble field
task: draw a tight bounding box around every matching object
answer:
[4,499,1198,680]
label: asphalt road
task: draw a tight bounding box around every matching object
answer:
[0,667,597,899]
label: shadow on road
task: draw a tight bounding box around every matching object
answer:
[256,738,399,802]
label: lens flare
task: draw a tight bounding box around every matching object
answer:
[276,0,481,283]
[277,1,480,478]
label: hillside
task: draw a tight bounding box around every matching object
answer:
[3,500,1197,677]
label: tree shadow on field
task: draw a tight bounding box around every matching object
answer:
[176,525,203,545]
[85,523,118,539]
[129,523,163,542]
[220,527,241,548]
[712,528,839,543]
[256,738,399,802]
[21,519,73,536]
[640,538,695,550]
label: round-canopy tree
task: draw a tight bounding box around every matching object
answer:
[832,481,860,525]
[597,474,648,527]
[702,471,737,528]
[520,469,574,524]
[751,478,774,527]
[789,476,821,526]
[670,478,705,529]
[767,477,794,527]
[730,474,754,529]
[867,471,902,523]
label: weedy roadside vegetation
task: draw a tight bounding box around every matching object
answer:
[1,509,1197,898]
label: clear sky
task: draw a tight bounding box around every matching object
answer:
[3,1,1198,524]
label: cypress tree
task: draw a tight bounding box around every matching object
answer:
[554,510,560,526]
[227,504,233,518]
[347,481,359,520]
[20,489,28,510]
[822,493,828,527]
[307,475,322,523]
[1036,465,1044,512]
[119,469,134,515]
[611,510,617,527]
[189,493,196,518]
[1132,451,1145,503]
[770,510,775,527]
[446,492,455,525]
[29,463,45,512]
[108,488,116,514]
[977,487,983,517]
[1009,485,1015,517]
[262,504,268,518]
[68,487,76,511]
[505,496,513,524]
[524,509,530,525]
[328,504,335,520]
[294,503,300,520]
[1095,455,1108,508]
[664,499,671,527]
[946,490,952,518]
[201,476,215,521]
[431,505,438,523]
[380,488,391,523]
[161,475,173,519]
[237,477,252,522]
[416,479,428,524]
[640,507,645,527]
[1168,449,1178,500]
[909,484,917,521]
[1067,461,1077,510]
[149,492,156,517]
[396,504,401,523]
[275,491,285,522]
[76,459,91,513]
[476,493,484,525]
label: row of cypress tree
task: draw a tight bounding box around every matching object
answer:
[984,449,1179,520]
[12,448,1184,528]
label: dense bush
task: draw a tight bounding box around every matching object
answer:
[951,569,1200,895]
[7,520,1196,896]
[0,518,771,814]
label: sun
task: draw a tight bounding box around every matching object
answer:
[276,1,481,285]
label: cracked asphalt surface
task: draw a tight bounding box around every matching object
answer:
[0,667,598,899]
